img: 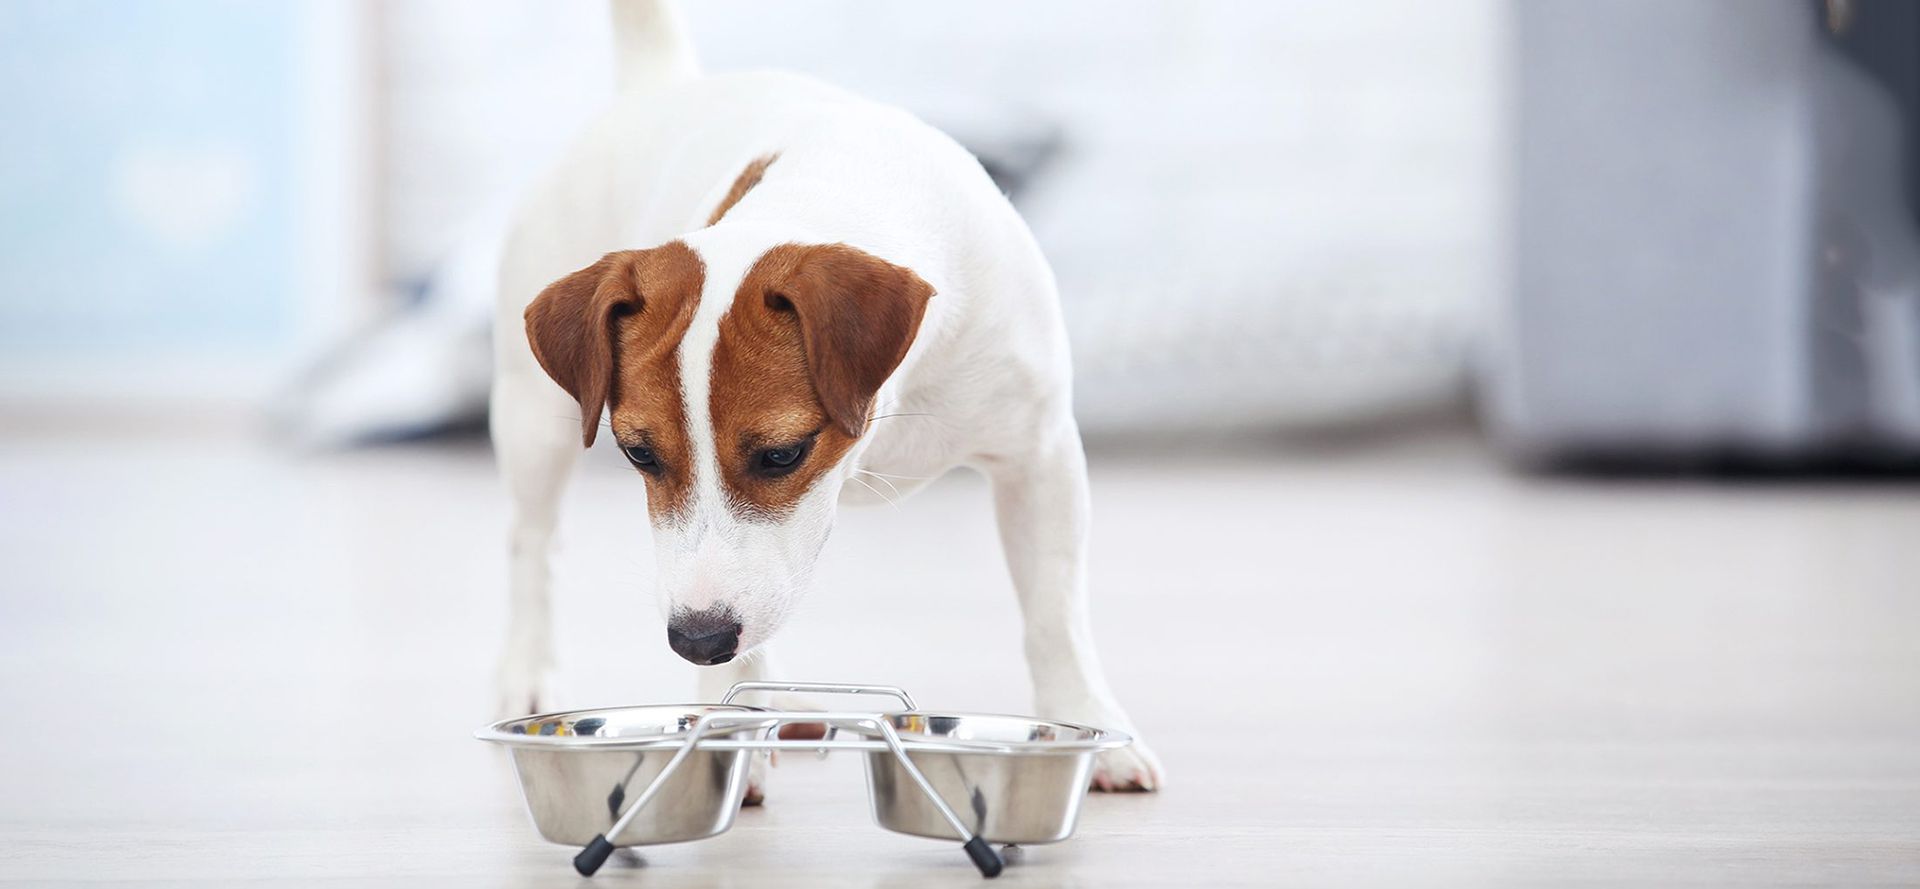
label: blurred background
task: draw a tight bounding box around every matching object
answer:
[1,0,1501,443]
[3,1,1918,885]
[8,0,1920,459]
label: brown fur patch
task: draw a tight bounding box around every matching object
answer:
[709,243,934,519]
[523,241,704,519]
[707,154,779,226]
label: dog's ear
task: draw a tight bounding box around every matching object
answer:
[762,244,934,438]
[524,244,702,447]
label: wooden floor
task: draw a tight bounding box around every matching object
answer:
[2,427,1918,886]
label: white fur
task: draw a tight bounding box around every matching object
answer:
[489,0,1159,790]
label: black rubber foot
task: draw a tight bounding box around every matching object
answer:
[574,834,616,877]
[964,836,1004,878]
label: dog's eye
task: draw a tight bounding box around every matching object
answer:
[622,445,661,474]
[754,444,807,477]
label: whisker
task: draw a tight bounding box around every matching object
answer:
[847,474,899,510]
[856,468,935,481]
[548,414,615,431]
[856,469,904,499]
[867,411,936,423]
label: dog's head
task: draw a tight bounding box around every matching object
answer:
[523,236,933,665]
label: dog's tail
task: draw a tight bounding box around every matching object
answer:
[609,0,699,93]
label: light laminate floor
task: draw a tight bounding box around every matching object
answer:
[2,427,1917,886]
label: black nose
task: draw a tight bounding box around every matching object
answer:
[666,609,741,666]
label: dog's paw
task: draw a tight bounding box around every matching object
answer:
[1036,696,1165,791]
[741,753,769,807]
[1090,739,1163,792]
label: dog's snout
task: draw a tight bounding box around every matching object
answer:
[666,609,741,666]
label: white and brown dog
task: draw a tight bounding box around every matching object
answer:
[490,0,1159,792]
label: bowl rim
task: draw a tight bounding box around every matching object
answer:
[472,704,1133,754]
[865,710,1134,754]
[473,702,777,749]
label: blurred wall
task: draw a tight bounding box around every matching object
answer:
[380,0,612,285]
[0,0,370,403]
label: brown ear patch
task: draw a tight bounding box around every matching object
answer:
[709,243,933,519]
[522,241,704,519]
[707,153,779,226]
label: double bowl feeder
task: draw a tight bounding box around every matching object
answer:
[475,681,1131,877]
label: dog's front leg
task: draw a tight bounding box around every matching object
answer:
[697,653,779,806]
[985,418,1164,791]
[490,376,582,716]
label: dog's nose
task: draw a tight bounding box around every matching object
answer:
[666,610,741,666]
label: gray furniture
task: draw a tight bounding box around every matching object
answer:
[1488,0,1920,466]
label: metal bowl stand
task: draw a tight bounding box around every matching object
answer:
[571,681,1005,878]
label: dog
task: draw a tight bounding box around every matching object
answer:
[489,0,1160,793]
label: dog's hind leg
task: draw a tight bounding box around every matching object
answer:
[983,415,1164,792]
[490,371,583,717]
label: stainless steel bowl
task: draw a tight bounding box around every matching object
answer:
[475,704,774,846]
[860,713,1131,844]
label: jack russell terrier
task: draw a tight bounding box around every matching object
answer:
[490,0,1160,793]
